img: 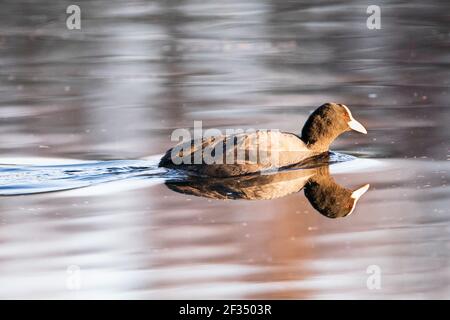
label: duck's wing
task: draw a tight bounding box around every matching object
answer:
[159,131,312,177]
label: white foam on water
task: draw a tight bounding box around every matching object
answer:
[330,157,386,174]
[56,175,166,198]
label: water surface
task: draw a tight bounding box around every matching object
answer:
[0,0,449,299]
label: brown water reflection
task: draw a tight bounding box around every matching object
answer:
[0,0,449,299]
[166,163,370,219]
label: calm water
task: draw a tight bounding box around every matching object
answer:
[0,0,449,299]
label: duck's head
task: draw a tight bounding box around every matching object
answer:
[301,103,367,152]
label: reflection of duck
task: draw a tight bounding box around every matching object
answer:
[159,103,367,177]
[165,163,369,219]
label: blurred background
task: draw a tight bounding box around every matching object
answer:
[0,0,449,299]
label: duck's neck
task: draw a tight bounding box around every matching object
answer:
[301,131,340,153]
[300,116,348,153]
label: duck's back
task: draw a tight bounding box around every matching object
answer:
[159,130,314,177]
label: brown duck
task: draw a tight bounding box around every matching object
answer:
[159,103,367,177]
[165,164,370,219]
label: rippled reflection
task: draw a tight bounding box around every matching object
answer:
[166,164,370,218]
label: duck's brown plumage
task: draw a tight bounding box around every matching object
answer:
[159,103,367,177]
[159,131,313,177]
